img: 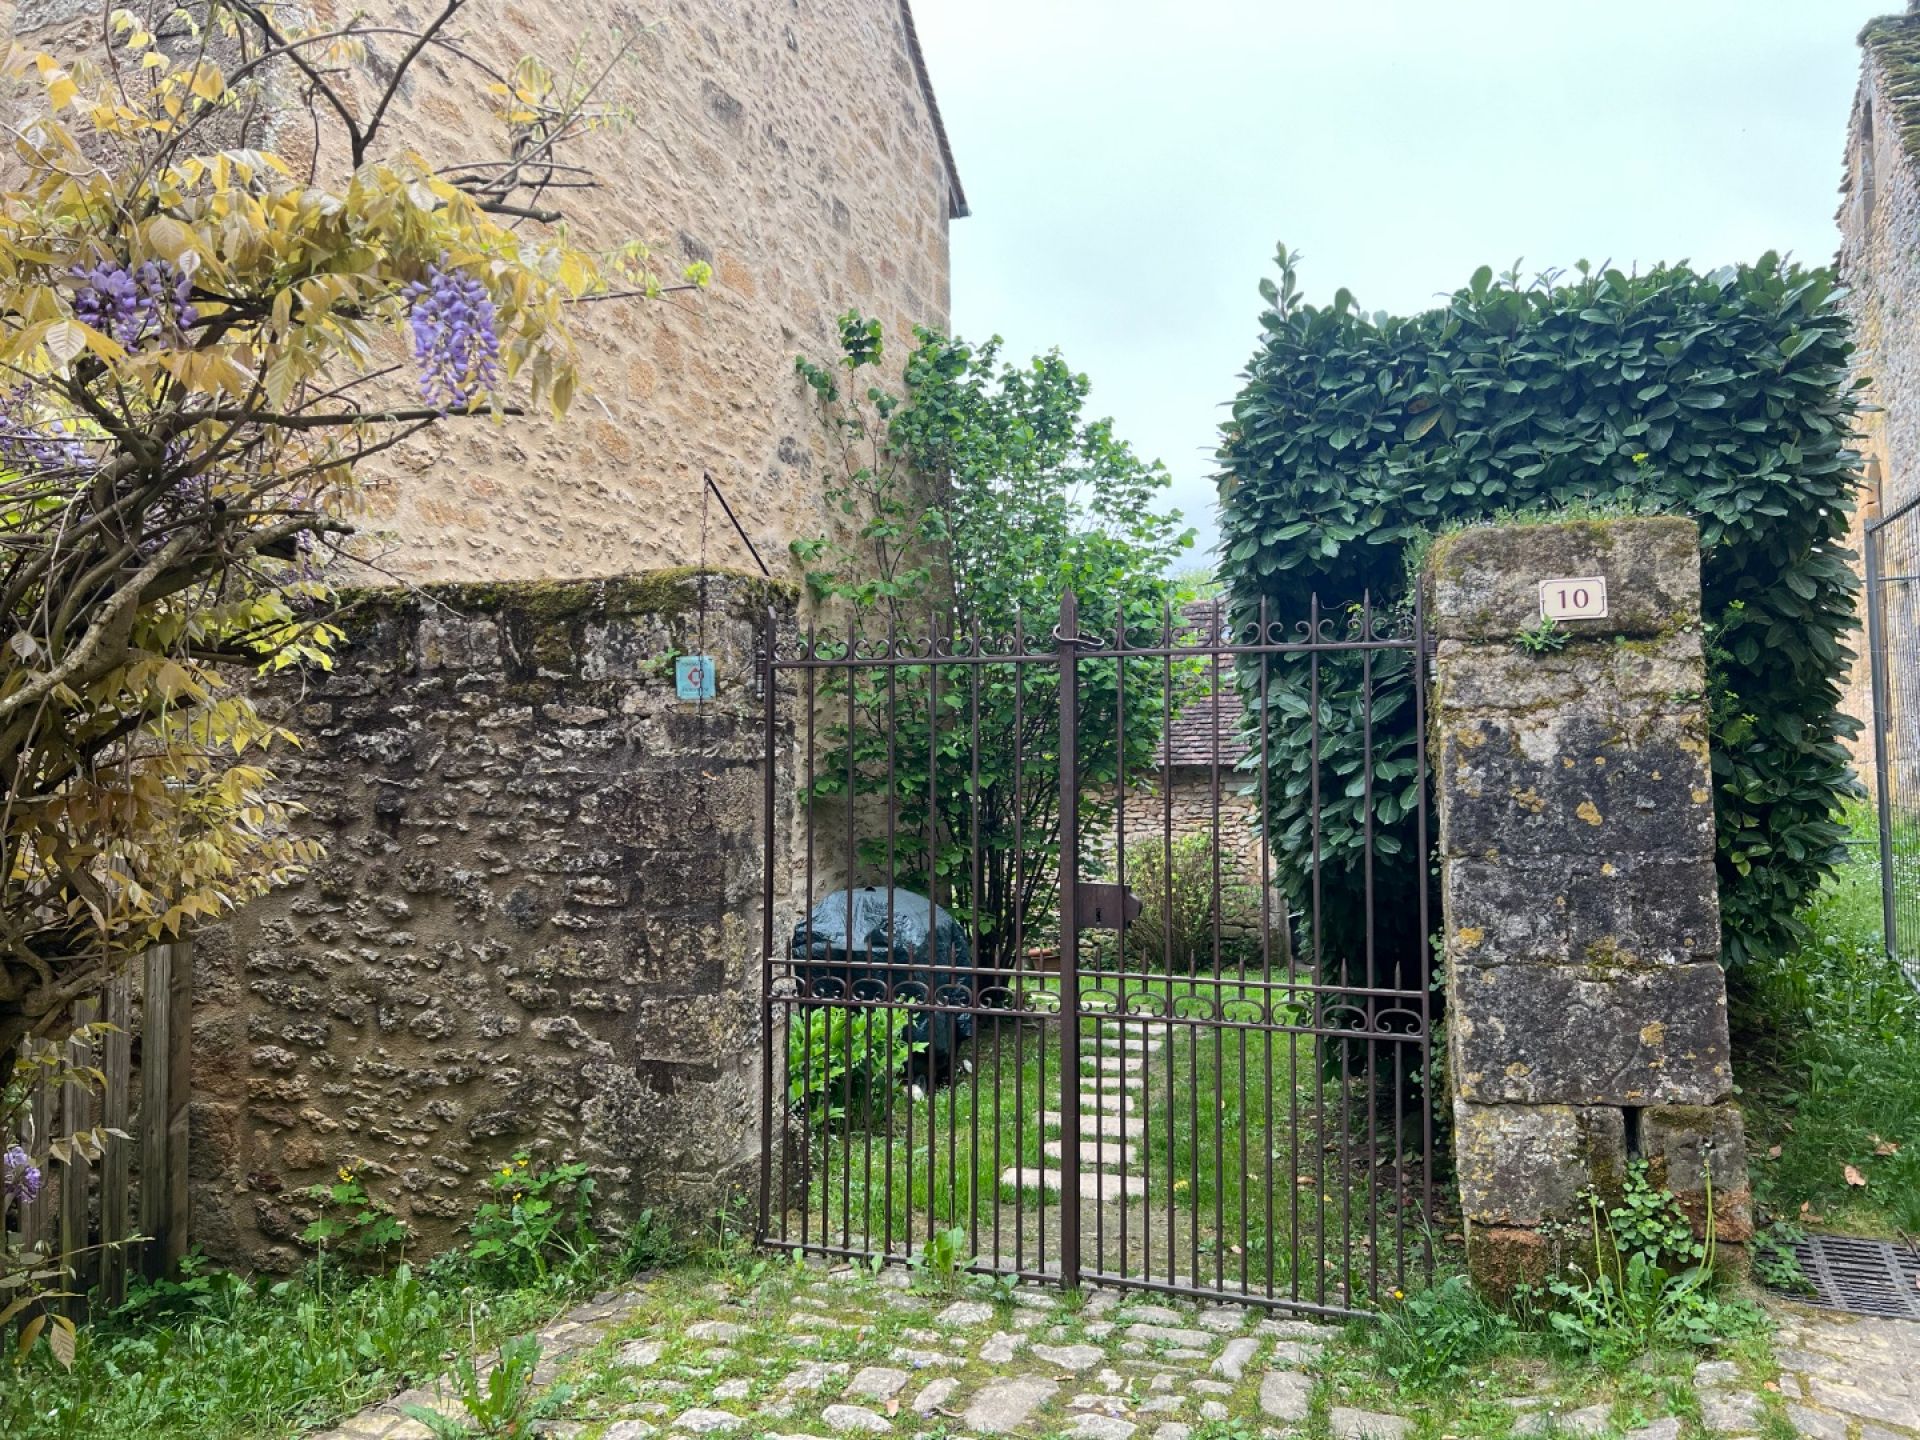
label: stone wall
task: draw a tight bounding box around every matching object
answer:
[1839,13,1920,791]
[9,0,962,586]
[189,570,796,1270]
[1425,517,1748,1297]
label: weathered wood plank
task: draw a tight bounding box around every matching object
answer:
[19,1039,53,1255]
[101,972,134,1308]
[60,996,99,1307]
[163,942,192,1271]
[139,945,171,1280]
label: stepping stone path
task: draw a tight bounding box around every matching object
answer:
[1000,1021,1165,1204]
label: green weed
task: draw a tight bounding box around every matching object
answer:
[1734,805,1920,1237]
[1372,1274,1516,1390]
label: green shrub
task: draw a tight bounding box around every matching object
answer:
[1121,833,1264,973]
[1217,247,1862,972]
[402,1334,554,1439]
[299,1164,410,1260]
[614,1209,686,1276]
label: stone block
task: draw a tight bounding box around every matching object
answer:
[1434,630,1707,714]
[1641,1103,1753,1242]
[1453,1102,1626,1226]
[1450,961,1732,1105]
[1462,1223,1561,1301]
[1426,516,1702,641]
[1448,855,1719,969]
[1565,858,1720,968]
[1444,859,1570,964]
[1436,712,1714,860]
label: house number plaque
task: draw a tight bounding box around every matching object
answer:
[1539,577,1608,621]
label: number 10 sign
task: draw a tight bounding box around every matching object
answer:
[1539,577,1608,621]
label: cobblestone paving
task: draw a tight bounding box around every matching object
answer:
[1768,1302,1920,1440]
[307,1263,1920,1440]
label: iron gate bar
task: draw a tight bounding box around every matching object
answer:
[757,587,1435,1316]
[1056,589,1084,1288]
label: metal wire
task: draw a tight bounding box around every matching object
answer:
[1867,491,1920,993]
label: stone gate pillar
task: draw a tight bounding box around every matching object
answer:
[1424,517,1750,1295]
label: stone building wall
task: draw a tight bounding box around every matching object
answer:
[1426,518,1747,1298]
[9,0,963,586]
[188,571,796,1269]
[1839,8,1920,790]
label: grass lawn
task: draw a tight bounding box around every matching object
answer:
[775,972,1433,1308]
[1733,803,1920,1237]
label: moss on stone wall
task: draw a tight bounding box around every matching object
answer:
[335,568,798,637]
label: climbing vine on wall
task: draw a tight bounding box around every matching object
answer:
[1216,247,1863,970]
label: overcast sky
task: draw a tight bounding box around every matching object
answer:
[911,0,1893,562]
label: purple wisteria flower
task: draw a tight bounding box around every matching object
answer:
[0,385,90,475]
[405,261,502,412]
[2,1143,41,1207]
[71,257,196,348]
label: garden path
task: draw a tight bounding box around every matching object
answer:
[1768,1302,1920,1439]
[300,1262,1886,1440]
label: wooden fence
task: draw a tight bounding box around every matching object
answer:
[9,942,192,1312]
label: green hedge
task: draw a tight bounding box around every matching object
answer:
[1216,248,1863,970]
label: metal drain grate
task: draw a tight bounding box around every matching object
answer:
[1788,1233,1920,1319]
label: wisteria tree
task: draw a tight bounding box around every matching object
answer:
[0,2,702,1068]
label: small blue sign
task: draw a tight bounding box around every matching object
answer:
[675,654,716,700]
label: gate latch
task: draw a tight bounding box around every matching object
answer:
[1074,882,1142,932]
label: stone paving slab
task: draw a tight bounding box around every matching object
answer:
[1043,1111,1150,1137]
[1043,1139,1137,1166]
[999,1167,1149,1199]
[1768,1301,1920,1438]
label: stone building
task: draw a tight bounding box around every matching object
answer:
[13,0,966,584]
[1839,5,1920,791]
[3,0,967,1265]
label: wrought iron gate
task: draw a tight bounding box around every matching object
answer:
[755,589,1435,1316]
[1865,491,1920,991]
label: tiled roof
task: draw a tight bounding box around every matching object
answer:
[1158,600,1251,769]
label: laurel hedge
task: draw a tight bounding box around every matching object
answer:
[1216,247,1863,971]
